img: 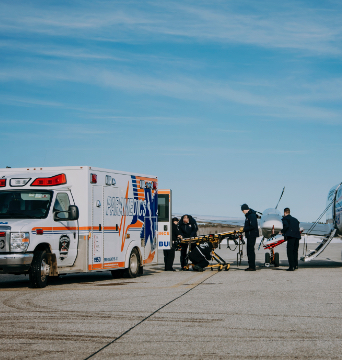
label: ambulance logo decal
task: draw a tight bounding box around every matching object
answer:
[59,235,70,260]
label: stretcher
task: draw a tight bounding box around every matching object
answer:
[174,228,244,271]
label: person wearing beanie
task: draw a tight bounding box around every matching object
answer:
[241,204,259,271]
[178,214,198,270]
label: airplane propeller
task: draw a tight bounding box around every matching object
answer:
[275,186,285,210]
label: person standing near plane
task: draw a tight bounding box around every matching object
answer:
[241,204,259,271]
[178,214,198,270]
[281,208,301,271]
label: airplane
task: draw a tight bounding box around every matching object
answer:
[256,183,342,267]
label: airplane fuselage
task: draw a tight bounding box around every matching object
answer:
[259,208,283,238]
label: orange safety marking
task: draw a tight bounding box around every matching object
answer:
[103,261,125,268]
[158,190,170,194]
[143,251,155,265]
[89,263,103,270]
[120,181,130,252]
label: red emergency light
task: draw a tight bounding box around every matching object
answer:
[0,232,5,237]
[0,179,6,187]
[90,173,97,184]
[31,174,67,187]
[153,181,157,190]
[36,229,44,235]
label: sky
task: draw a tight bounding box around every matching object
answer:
[1,0,342,221]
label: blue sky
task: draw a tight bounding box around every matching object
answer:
[1,0,342,221]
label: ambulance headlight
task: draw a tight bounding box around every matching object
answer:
[10,232,30,252]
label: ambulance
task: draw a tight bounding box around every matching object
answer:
[0,166,172,288]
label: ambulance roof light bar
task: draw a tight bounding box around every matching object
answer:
[31,174,67,186]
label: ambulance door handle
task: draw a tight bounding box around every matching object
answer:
[164,225,168,231]
[99,224,102,231]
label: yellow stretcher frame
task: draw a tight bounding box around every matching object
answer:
[176,228,244,271]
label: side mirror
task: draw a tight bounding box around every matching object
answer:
[68,205,79,220]
[53,205,79,221]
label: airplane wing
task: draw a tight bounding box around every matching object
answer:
[299,222,333,236]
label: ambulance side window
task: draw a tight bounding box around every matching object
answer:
[158,194,169,222]
[54,193,70,219]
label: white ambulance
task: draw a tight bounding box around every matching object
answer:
[0,166,172,288]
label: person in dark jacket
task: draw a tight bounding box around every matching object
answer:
[189,241,213,271]
[241,204,259,271]
[178,214,198,270]
[281,208,301,271]
[163,217,179,271]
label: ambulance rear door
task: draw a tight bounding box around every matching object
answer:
[158,189,172,250]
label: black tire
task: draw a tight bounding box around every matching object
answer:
[29,250,49,288]
[110,269,124,279]
[274,252,280,267]
[125,248,140,278]
[265,252,270,265]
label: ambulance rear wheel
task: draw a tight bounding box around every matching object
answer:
[125,248,140,278]
[29,250,49,288]
[274,252,280,267]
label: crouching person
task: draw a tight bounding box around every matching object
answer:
[189,241,213,272]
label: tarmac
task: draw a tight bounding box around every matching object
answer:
[0,242,341,360]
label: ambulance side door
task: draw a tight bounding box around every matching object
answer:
[103,186,121,268]
[92,185,104,270]
[157,190,172,250]
[53,191,78,267]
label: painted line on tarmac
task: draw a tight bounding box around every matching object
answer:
[83,271,217,360]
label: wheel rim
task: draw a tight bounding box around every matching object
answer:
[40,259,50,282]
[130,252,138,274]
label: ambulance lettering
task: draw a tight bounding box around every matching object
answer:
[106,196,146,217]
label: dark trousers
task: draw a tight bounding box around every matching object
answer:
[246,236,256,269]
[163,248,175,271]
[287,237,299,269]
[180,243,188,268]
[189,253,209,268]
[180,243,196,268]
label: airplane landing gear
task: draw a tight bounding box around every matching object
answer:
[265,248,279,267]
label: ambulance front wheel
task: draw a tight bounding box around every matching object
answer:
[125,248,140,278]
[29,250,49,288]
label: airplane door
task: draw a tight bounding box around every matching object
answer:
[92,185,104,270]
[103,186,121,269]
[158,190,172,250]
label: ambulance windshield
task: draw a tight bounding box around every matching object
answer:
[0,190,53,219]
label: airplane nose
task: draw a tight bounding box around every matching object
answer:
[261,219,283,237]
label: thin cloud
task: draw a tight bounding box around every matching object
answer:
[0,1,341,54]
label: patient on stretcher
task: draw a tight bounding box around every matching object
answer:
[189,241,213,272]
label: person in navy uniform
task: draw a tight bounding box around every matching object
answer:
[241,204,259,271]
[163,217,179,271]
[178,214,198,270]
[189,241,213,272]
[281,208,301,271]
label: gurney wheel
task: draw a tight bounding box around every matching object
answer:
[225,265,230,271]
[211,267,213,271]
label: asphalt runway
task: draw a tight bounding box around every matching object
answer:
[0,242,341,359]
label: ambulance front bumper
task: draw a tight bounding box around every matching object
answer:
[0,253,34,273]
